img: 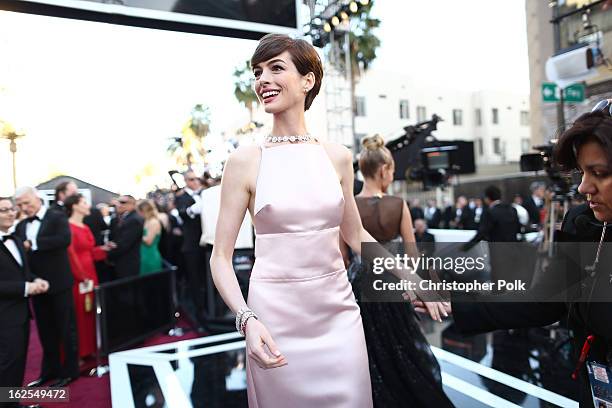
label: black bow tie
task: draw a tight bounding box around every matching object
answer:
[2,234,15,242]
[27,216,40,223]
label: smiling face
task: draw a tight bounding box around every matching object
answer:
[577,140,612,222]
[253,51,314,115]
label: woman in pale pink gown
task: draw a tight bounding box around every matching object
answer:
[210,34,446,408]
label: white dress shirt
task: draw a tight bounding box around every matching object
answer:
[25,206,47,252]
[1,230,27,297]
[199,185,253,248]
[184,188,203,218]
[532,195,543,208]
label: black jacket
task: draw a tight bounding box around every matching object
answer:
[15,208,73,294]
[108,211,144,279]
[84,207,109,246]
[415,231,436,257]
[0,237,34,327]
[409,205,425,221]
[523,195,542,225]
[425,207,442,229]
[452,204,612,408]
[467,202,521,245]
[175,190,203,252]
[443,206,475,230]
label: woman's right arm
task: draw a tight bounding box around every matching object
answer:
[210,148,252,314]
[210,147,287,369]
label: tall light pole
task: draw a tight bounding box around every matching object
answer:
[0,121,25,191]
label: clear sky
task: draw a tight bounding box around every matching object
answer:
[0,0,529,197]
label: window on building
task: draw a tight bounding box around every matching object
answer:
[453,109,463,126]
[521,138,531,153]
[477,138,484,156]
[355,97,366,117]
[399,99,409,119]
[416,106,427,122]
[475,109,482,126]
[492,108,499,124]
[493,137,501,154]
[520,110,530,126]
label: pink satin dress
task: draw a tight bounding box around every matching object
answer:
[246,143,372,408]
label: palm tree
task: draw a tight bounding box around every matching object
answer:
[166,104,211,169]
[233,60,259,122]
[325,2,380,152]
[333,3,380,83]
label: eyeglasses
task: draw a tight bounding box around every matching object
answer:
[0,207,17,214]
[591,99,612,116]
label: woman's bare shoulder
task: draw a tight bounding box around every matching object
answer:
[227,144,261,167]
[321,141,352,165]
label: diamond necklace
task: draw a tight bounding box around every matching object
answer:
[265,133,318,143]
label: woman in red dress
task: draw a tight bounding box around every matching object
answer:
[64,194,113,359]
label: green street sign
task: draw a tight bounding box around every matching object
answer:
[564,83,585,103]
[542,82,559,102]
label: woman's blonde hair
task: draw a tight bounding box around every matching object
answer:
[137,199,159,220]
[358,134,394,179]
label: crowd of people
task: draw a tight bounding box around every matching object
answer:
[1,32,611,408]
[0,173,225,401]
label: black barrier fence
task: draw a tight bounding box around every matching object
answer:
[203,247,254,333]
[94,266,178,360]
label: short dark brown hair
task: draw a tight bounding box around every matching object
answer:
[251,34,323,111]
[54,180,73,201]
[554,111,612,170]
[64,193,84,217]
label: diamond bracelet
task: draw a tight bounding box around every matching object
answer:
[235,308,258,336]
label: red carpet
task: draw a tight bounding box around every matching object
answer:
[23,319,202,407]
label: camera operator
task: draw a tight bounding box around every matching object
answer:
[414,105,612,407]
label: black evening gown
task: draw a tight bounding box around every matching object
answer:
[352,196,454,408]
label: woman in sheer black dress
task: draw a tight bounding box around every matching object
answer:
[341,134,454,407]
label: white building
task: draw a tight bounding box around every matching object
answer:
[344,70,531,165]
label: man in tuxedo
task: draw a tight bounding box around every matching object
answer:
[174,171,208,326]
[464,185,521,282]
[52,180,78,213]
[424,199,442,229]
[14,187,79,387]
[443,195,475,229]
[0,197,49,402]
[108,195,143,279]
[523,181,546,226]
[408,198,425,221]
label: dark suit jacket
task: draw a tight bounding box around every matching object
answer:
[0,238,34,328]
[452,204,612,408]
[84,207,108,246]
[522,195,542,225]
[175,191,203,252]
[415,231,436,257]
[108,211,144,279]
[443,206,475,229]
[425,207,442,229]
[15,208,73,294]
[409,205,425,221]
[467,203,520,245]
